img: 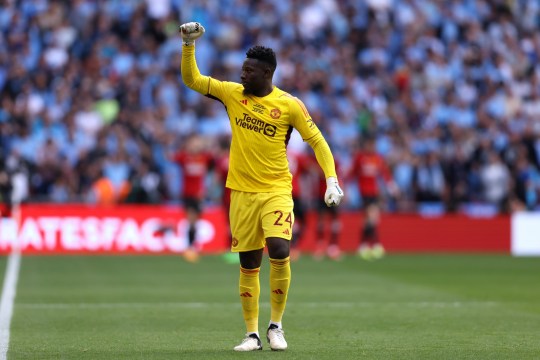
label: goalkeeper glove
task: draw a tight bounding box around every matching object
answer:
[179,22,205,46]
[324,177,344,207]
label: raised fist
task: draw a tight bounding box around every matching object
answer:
[179,22,205,45]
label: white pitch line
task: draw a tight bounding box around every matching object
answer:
[16,300,498,310]
[0,252,21,360]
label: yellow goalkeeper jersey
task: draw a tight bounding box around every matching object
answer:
[182,45,335,194]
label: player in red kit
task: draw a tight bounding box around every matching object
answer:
[213,136,238,264]
[172,135,214,262]
[350,137,398,260]
[313,155,342,260]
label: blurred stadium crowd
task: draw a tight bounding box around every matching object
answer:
[1,0,540,215]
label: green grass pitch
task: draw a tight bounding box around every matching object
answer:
[4,254,540,359]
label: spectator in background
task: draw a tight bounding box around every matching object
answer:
[1,150,29,213]
[86,159,130,206]
[442,147,469,213]
[33,138,64,198]
[124,160,166,204]
[102,150,133,197]
[480,150,511,213]
[513,156,540,211]
[0,151,13,217]
[412,151,446,211]
[391,150,415,212]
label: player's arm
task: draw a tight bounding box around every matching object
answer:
[179,22,232,101]
[306,134,336,179]
[180,22,211,95]
[289,98,344,207]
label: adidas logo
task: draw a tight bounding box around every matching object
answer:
[282,229,290,235]
[272,289,284,295]
[240,292,252,297]
[240,99,248,105]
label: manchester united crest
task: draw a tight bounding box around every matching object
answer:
[270,108,281,119]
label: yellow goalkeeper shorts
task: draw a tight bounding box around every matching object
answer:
[229,190,294,252]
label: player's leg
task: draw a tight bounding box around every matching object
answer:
[265,237,290,351]
[359,199,382,259]
[222,188,239,264]
[313,199,327,259]
[230,190,265,351]
[262,193,293,351]
[187,209,197,244]
[234,249,264,351]
[326,206,342,260]
[368,203,385,259]
[266,236,290,325]
[290,196,305,261]
[183,197,201,262]
[359,197,374,259]
[183,198,199,246]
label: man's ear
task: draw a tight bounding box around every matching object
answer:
[264,66,273,79]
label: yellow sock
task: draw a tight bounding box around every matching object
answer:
[269,257,291,324]
[239,266,260,333]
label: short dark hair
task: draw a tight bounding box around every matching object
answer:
[246,45,277,71]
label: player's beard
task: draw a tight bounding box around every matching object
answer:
[242,83,253,95]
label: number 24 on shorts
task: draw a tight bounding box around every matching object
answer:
[273,210,292,228]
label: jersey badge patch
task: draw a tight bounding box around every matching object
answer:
[270,108,281,119]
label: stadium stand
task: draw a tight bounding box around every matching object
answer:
[0,0,539,214]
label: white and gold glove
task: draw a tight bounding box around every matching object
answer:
[324,177,344,207]
[179,22,205,46]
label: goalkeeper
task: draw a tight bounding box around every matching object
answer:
[180,22,344,352]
